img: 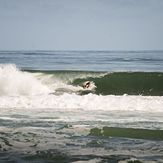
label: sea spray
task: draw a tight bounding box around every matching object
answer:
[0,64,50,96]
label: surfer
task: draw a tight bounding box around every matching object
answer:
[82,81,91,89]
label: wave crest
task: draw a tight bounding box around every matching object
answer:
[0,64,50,96]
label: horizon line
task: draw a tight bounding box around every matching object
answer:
[0,49,163,52]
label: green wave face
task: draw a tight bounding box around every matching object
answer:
[72,72,163,96]
[89,127,163,140]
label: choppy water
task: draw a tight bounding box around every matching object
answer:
[0,51,163,163]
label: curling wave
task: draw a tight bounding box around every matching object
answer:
[1,64,163,96]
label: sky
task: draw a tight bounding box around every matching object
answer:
[0,0,163,51]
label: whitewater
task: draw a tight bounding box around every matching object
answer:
[0,51,163,163]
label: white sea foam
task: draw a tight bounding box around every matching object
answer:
[0,93,163,113]
[0,64,50,96]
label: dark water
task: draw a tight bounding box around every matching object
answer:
[0,51,163,163]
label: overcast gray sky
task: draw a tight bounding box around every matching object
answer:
[0,0,163,50]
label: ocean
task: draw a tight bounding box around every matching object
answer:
[0,50,163,163]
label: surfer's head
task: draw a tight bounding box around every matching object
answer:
[83,81,91,89]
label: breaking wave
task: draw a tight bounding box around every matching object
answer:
[1,64,163,96]
[0,64,50,96]
[0,64,163,112]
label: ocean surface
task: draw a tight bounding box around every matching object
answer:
[0,50,163,163]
